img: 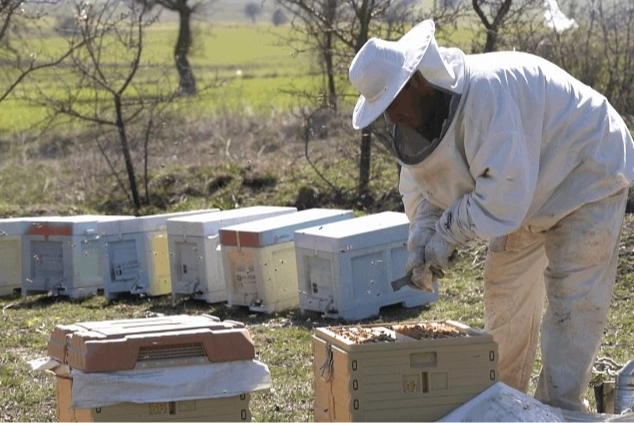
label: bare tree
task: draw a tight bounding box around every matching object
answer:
[23,0,179,214]
[275,0,465,202]
[271,7,288,25]
[275,0,417,200]
[470,0,543,52]
[136,0,218,96]
[526,0,634,116]
[0,0,87,102]
[244,2,262,23]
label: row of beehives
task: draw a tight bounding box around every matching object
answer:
[0,206,437,320]
[38,313,499,422]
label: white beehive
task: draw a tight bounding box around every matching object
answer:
[295,211,438,321]
[21,215,133,299]
[220,208,355,314]
[167,206,297,303]
[0,216,59,297]
[99,210,219,300]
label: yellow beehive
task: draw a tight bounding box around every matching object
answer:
[312,320,498,422]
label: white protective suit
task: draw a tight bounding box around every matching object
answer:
[398,32,634,411]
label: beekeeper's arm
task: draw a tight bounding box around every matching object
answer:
[426,91,542,269]
[399,168,444,283]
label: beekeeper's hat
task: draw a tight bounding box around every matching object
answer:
[349,20,435,130]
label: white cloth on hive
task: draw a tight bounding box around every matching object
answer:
[69,359,271,409]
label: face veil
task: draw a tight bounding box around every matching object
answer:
[369,89,454,166]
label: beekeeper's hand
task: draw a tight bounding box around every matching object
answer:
[405,226,445,292]
[405,225,434,275]
[424,233,457,269]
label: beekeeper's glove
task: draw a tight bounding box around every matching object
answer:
[405,225,434,275]
[405,226,445,292]
[424,233,457,269]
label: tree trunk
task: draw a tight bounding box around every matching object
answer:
[175,2,196,95]
[484,29,497,52]
[324,31,337,110]
[472,0,513,52]
[324,0,337,110]
[359,128,371,199]
[114,95,141,213]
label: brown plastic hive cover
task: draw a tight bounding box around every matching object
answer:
[48,314,255,373]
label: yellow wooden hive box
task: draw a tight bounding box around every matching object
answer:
[312,319,499,422]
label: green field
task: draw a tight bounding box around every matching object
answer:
[0,22,323,133]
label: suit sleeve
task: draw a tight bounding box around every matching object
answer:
[400,166,444,248]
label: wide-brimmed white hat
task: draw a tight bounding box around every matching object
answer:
[349,20,435,130]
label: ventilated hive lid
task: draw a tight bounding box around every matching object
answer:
[219,208,354,248]
[166,206,297,238]
[294,211,409,253]
[48,314,255,373]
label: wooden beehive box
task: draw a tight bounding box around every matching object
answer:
[56,375,252,422]
[312,320,498,422]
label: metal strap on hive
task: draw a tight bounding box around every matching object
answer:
[319,342,333,382]
[137,342,206,361]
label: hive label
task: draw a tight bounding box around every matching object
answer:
[149,402,169,415]
[402,374,420,393]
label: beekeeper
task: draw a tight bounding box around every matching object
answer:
[348,19,634,412]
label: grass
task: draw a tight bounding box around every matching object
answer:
[1,217,633,421]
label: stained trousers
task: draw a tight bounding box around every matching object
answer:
[483,188,627,412]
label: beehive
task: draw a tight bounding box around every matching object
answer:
[219,208,354,314]
[99,209,218,300]
[20,215,133,299]
[0,216,61,296]
[56,376,252,422]
[47,314,255,372]
[47,314,269,422]
[295,211,437,321]
[312,320,498,422]
[167,206,297,303]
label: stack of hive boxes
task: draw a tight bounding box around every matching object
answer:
[47,314,271,422]
[167,206,297,304]
[312,320,499,422]
[20,215,134,298]
[219,208,355,314]
[98,209,218,300]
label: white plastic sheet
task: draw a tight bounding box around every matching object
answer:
[439,382,634,422]
[30,357,271,409]
[543,0,579,33]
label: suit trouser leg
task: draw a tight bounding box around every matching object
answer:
[484,228,547,393]
[534,189,627,411]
